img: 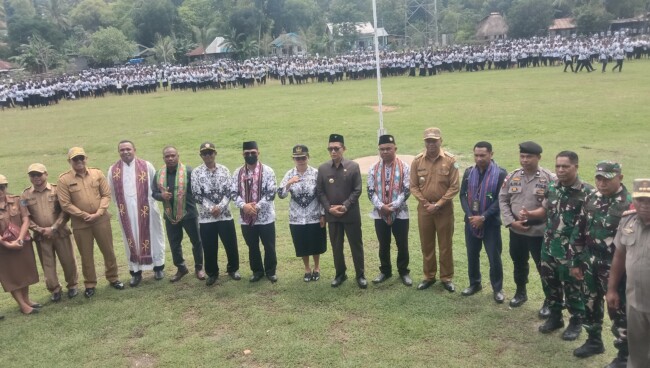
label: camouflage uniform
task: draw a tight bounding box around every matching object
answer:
[570,185,631,354]
[541,178,593,316]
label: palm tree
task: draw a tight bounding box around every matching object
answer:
[148,33,175,64]
[192,25,217,59]
[41,0,71,31]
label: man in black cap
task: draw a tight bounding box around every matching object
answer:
[316,133,366,288]
[367,134,412,286]
[191,142,241,286]
[499,141,556,316]
[231,141,278,282]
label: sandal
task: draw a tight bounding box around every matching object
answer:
[311,271,320,281]
[303,273,311,282]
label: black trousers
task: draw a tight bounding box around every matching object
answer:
[374,218,409,276]
[508,230,542,289]
[465,223,503,292]
[328,221,364,278]
[165,216,203,271]
[200,220,239,277]
[241,223,277,276]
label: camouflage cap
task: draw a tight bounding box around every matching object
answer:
[632,178,650,198]
[595,161,622,179]
[0,174,7,185]
[27,163,47,174]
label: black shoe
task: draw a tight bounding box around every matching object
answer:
[400,274,413,287]
[51,292,62,303]
[111,280,125,290]
[538,300,551,319]
[493,290,505,304]
[30,303,43,309]
[573,336,605,358]
[228,271,241,281]
[170,268,189,283]
[67,288,78,299]
[84,288,96,298]
[331,274,348,287]
[372,273,390,284]
[417,279,436,290]
[129,274,142,287]
[509,292,528,308]
[605,356,627,368]
[206,275,218,286]
[461,284,482,296]
[442,281,455,293]
[561,317,583,341]
[538,314,565,334]
[21,308,40,315]
[154,270,165,280]
[357,276,368,289]
[249,274,264,282]
[267,274,278,283]
[311,271,320,281]
[303,273,312,282]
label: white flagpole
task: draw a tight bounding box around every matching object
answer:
[372,0,386,137]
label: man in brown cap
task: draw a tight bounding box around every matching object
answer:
[607,178,650,368]
[21,163,79,301]
[57,147,124,298]
[410,127,459,292]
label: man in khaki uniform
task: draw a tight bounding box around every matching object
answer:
[57,147,124,298]
[608,178,650,368]
[410,127,460,292]
[21,163,79,302]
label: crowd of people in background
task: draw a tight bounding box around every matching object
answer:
[0,33,648,111]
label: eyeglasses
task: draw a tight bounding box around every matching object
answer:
[200,151,215,157]
[0,185,6,190]
[327,147,341,152]
[244,152,258,157]
[29,172,43,178]
[71,156,85,162]
[293,156,307,161]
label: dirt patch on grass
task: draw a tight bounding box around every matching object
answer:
[127,353,157,368]
[354,154,415,173]
[370,105,398,112]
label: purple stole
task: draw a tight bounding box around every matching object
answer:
[111,158,152,265]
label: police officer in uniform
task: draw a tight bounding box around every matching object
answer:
[499,141,556,316]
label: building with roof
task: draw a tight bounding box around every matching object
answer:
[549,18,577,38]
[187,37,231,60]
[475,12,508,42]
[326,22,388,52]
[269,33,307,56]
[609,15,649,35]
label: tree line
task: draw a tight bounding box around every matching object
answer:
[0,0,647,73]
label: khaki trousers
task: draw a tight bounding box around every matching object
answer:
[35,235,78,293]
[627,304,650,368]
[418,205,454,282]
[72,220,119,288]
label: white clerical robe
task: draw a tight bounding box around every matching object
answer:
[109,159,166,271]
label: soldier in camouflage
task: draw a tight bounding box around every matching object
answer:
[522,151,592,341]
[569,161,632,367]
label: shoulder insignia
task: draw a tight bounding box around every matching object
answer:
[445,151,455,158]
[414,152,425,160]
[621,209,637,217]
[22,186,33,193]
[453,162,459,169]
[58,170,72,179]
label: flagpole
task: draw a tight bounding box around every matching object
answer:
[372,0,386,137]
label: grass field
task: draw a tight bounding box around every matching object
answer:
[1,62,649,368]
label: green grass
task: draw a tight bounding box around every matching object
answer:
[1,62,649,367]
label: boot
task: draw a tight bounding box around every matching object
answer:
[538,299,551,319]
[573,332,605,358]
[539,311,564,334]
[509,286,528,308]
[561,316,583,341]
[605,350,627,368]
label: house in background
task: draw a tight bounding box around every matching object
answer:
[269,33,307,56]
[187,37,231,61]
[548,18,577,38]
[609,15,649,35]
[475,12,508,42]
[326,22,388,52]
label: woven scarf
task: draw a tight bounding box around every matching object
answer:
[372,159,404,224]
[238,162,263,225]
[157,163,187,225]
[467,161,500,239]
[111,158,152,265]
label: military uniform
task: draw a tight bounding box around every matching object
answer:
[57,150,120,291]
[410,145,460,284]
[21,179,78,297]
[538,177,593,334]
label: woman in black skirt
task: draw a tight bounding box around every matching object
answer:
[278,145,327,282]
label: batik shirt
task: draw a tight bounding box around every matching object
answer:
[191,163,234,223]
[278,166,323,225]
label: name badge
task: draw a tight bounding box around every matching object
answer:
[329,178,334,184]
[471,200,480,212]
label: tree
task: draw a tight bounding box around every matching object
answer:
[507,0,554,38]
[192,24,216,56]
[70,0,115,32]
[11,33,60,73]
[228,5,265,39]
[178,0,220,30]
[148,33,175,63]
[131,0,177,46]
[40,0,71,31]
[82,26,136,66]
[172,35,196,64]
[605,0,645,18]
[5,0,36,19]
[575,3,614,35]
[7,15,65,53]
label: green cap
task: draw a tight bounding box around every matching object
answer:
[595,161,622,179]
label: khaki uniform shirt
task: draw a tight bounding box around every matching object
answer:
[56,168,111,229]
[498,167,556,237]
[615,212,650,313]
[409,149,460,210]
[20,183,71,240]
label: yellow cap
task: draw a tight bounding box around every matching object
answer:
[423,127,441,140]
[68,147,86,160]
[27,163,47,174]
[0,174,8,185]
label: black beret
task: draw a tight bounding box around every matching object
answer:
[243,141,258,150]
[378,135,395,145]
[519,141,542,155]
[329,134,344,144]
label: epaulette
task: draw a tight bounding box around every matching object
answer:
[22,186,33,193]
[414,152,425,160]
[444,151,455,158]
[58,170,72,179]
[622,209,636,217]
